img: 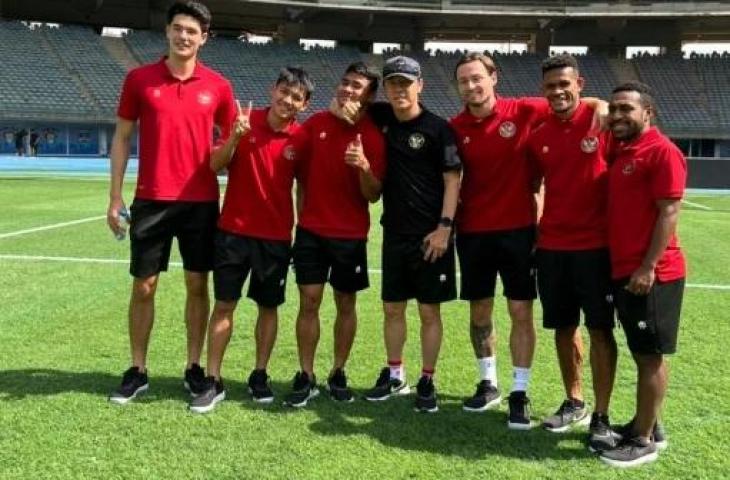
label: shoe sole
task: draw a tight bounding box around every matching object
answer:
[462,395,502,413]
[414,405,439,413]
[189,391,226,414]
[284,388,320,408]
[656,440,668,451]
[599,451,659,468]
[364,384,411,402]
[327,386,355,403]
[507,420,533,430]
[248,387,274,404]
[544,412,592,433]
[108,384,148,405]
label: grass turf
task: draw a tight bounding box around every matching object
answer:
[0,176,729,479]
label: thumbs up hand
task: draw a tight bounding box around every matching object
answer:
[345,133,369,172]
[233,100,252,139]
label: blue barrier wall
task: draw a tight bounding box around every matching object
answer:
[0,122,137,157]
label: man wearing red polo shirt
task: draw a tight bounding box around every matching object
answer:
[283,62,385,407]
[107,1,236,404]
[599,81,686,468]
[526,55,617,445]
[189,67,313,414]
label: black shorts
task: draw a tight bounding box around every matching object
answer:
[292,227,369,293]
[613,277,684,355]
[129,199,218,278]
[213,230,291,308]
[536,248,615,330]
[382,232,457,304]
[456,226,537,301]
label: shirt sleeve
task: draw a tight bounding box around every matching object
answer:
[650,143,687,200]
[117,71,140,121]
[440,122,462,172]
[214,81,237,147]
[517,97,550,126]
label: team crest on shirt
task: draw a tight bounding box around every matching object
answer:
[152,88,161,98]
[638,321,647,330]
[542,146,549,154]
[463,136,470,145]
[408,132,426,150]
[283,145,296,161]
[197,91,213,105]
[622,162,636,175]
[499,121,516,138]
[580,136,599,153]
[319,131,327,140]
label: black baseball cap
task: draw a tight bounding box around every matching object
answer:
[383,56,421,82]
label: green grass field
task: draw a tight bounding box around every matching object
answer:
[1,176,729,479]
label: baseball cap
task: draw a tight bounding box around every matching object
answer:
[382,56,421,82]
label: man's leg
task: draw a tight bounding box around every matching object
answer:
[383,301,408,367]
[332,290,357,372]
[634,353,667,440]
[555,326,584,403]
[129,274,159,369]
[418,303,442,373]
[295,283,325,377]
[588,327,618,415]
[206,300,238,379]
[508,299,535,385]
[184,270,210,368]
[470,298,497,367]
[255,305,278,370]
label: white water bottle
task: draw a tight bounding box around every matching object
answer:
[115,207,131,241]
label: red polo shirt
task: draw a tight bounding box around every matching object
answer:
[289,111,386,239]
[608,127,687,281]
[118,58,236,202]
[218,108,299,242]
[527,101,609,250]
[450,97,550,233]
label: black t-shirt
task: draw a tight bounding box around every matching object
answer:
[369,102,462,236]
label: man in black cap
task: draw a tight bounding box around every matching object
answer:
[337,55,462,413]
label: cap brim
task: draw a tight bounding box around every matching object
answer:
[383,73,419,82]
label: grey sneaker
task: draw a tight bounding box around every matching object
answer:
[109,367,149,405]
[542,399,590,432]
[364,367,410,401]
[587,413,621,452]
[462,380,501,412]
[283,371,319,408]
[615,418,668,451]
[189,377,226,414]
[600,436,658,468]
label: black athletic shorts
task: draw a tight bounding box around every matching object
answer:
[213,230,291,307]
[382,232,457,304]
[613,277,684,355]
[129,199,218,278]
[456,226,537,301]
[536,248,615,330]
[292,227,369,293]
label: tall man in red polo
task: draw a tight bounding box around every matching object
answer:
[599,81,686,468]
[107,1,236,404]
[526,55,617,444]
[283,62,385,407]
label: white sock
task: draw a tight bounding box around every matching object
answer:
[477,356,497,386]
[511,367,531,393]
[389,364,404,381]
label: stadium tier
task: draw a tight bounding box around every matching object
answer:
[2,20,730,136]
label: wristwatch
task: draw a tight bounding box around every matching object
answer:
[438,217,453,228]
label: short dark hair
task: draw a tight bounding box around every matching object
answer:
[541,53,580,75]
[167,1,212,33]
[344,61,381,95]
[612,81,657,113]
[276,66,314,101]
[454,52,497,79]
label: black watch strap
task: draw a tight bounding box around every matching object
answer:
[438,217,453,228]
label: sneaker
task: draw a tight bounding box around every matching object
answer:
[615,418,668,451]
[507,391,532,430]
[184,363,206,397]
[364,367,411,401]
[109,367,149,405]
[587,413,621,452]
[327,368,354,403]
[542,399,590,432]
[414,376,438,413]
[462,380,501,412]
[247,369,274,404]
[283,371,319,408]
[599,436,658,468]
[189,377,226,414]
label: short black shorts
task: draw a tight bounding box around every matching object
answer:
[613,277,684,355]
[213,230,291,308]
[456,226,537,301]
[292,227,369,293]
[382,232,457,304]
[536,248,615,330]
[129,199,219,278]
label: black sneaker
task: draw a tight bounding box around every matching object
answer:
[109,367,148,405]
[189,377,226,414]
[414,376,438,413]
[364,367,410,401]
[542,399,590,432]
[462,380,501,412]
[599,436,658,468]
[184,363,206,397]
[507,390,532,430]
[283,371,319,408]
[615,418,668,451]
[587,413,621,452]
[327,368,354,403]
[247,369,274,404]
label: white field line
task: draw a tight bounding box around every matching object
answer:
[682,199,713,211]
[0,254,728,291]
[0,216,106,239]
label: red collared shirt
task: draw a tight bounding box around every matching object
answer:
[118,57,236,201]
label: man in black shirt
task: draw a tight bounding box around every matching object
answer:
[337,56,461,412]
